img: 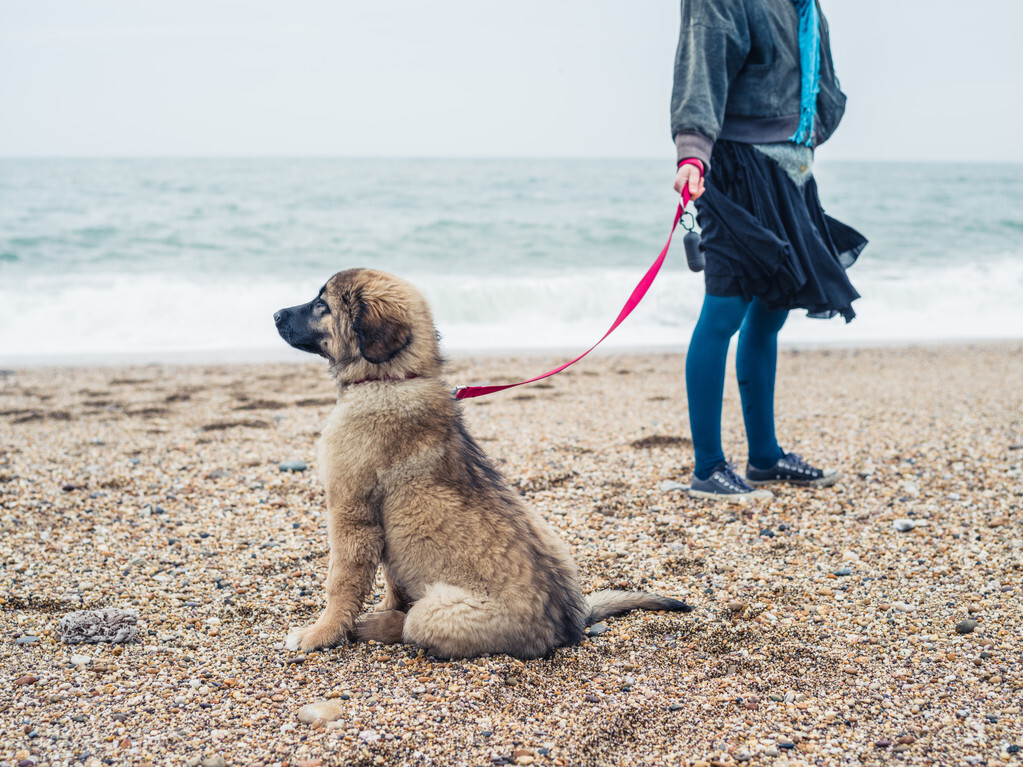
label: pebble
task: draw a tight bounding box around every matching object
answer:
[14,674,39,686]
[833,566,852,576]
[892,518,920,532]
[297,701,344,724]
[358,730,380,743]
[726,599,746,612]
[659,480,687,492]
[956,619,979,635]
[278,460,307,472]
[15,636,40,645]
[2,347,1022,766]
[70,654,92,665]
[585,623,609,637]
[201,758,226,767]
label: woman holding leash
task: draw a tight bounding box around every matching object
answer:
[671,0,866,500]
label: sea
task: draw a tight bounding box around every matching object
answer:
[1,158,1021,366]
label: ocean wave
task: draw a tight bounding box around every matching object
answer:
[1,259,1021,363]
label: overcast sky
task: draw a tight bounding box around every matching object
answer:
[1,1,1021,162]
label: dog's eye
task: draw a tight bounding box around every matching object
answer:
[315,299,330,315]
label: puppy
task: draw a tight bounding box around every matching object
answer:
[274,268,690,659]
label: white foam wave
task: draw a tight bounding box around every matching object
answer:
[1,259,1021,365]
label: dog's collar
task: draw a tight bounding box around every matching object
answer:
[346,373,421,387]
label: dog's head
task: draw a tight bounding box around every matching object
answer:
[274,268,442,384]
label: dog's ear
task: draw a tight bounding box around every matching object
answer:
[353,295,413,364]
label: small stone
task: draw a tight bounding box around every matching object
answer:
[759,528,775,538]
[726,600,746,612]
[70,654,92,665]
[735,751,751,762]
[893,519,918,532]
[660,480,687,492]
[1007,745,1020,754]
[778,741,795,749]
[668,703,683,711]
[891,602,915,613]
[585,623,609,637]
[764,747,780,757]
[15,674,39,685]
[955,619,979,635]
[201,758,226,767]
[875,739,892,748]
[297,701,344,724]
[584,694,601,703]
[279,460,307,472]
[15,635,40,645]
[59,608,138,644]
[897,735,916,745]
[988,516,1009,527]
[358,730,380,743]
[833,566,852,577]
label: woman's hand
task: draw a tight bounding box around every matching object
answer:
[673,162,706,201]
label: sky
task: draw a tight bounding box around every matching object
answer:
[1,1,1021,162]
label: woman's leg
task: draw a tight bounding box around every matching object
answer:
[736,297,788,470]
[685,294,750,480]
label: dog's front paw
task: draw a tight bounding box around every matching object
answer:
[284,622,347,652]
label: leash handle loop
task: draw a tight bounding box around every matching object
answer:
[454,187,692,400]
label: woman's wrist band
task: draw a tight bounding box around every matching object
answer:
[677,158,705,177]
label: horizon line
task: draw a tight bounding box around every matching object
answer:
[2,154,1020,165]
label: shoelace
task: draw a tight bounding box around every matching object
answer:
[718,463,754,491]
[782,453,819,477]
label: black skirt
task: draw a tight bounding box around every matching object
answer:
[695,140,866,321]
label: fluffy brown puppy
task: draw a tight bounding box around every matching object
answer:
[273,268,690,659]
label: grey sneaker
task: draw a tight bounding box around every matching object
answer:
[689,463,774,501]
[746,452,840,487]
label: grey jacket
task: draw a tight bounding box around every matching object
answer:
[671,0,846,168]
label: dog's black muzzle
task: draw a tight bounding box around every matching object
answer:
[274,302,325,357]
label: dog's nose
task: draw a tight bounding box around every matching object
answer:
[273,311,283,325]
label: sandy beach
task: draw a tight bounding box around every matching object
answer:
[2,343,1022,767]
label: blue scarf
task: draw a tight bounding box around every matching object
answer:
[789,0,820,146]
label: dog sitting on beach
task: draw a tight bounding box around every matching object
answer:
[273,268,690,659]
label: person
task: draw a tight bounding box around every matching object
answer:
[670,0,866,501]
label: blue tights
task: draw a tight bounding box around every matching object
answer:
[685,295,788,480]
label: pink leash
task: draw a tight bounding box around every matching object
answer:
[454,183,694,400]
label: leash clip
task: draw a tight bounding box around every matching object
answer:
[679,197,697,233]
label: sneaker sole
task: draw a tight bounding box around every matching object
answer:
[688,487,774,501]
[747,472,841,488]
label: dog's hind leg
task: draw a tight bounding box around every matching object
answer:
[352,609,407,644]
[402,582,550,659]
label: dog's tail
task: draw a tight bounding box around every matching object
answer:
[584,590,692,624]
